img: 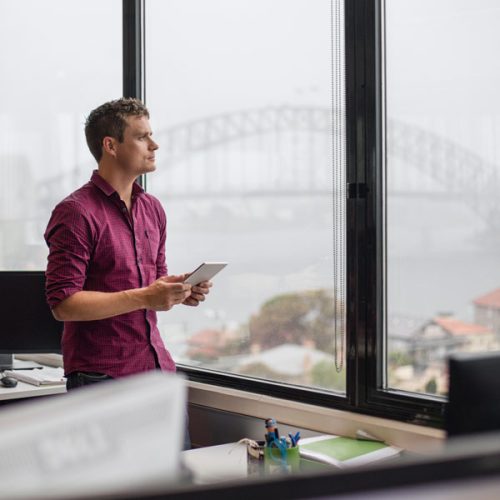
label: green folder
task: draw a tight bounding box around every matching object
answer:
[299,436,400,467]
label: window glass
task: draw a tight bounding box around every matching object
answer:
[386,0,500,396]
[0,0,121,270]
[146,0,346,391]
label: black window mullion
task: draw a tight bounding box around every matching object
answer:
[123,0,144,100]
[123,0,146,189]
[361,0,380,410]
[344,0,367,409]
[181,366,352,412]
[367,388,445,426]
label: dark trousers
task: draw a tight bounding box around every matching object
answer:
[66,371,191,450]
[66,371,113,390]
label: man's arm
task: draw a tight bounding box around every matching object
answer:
[52,275,191,322]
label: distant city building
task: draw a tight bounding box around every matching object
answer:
[186,327,244,362]
[388,315,428,353]
[388,313,499,395]
[186,329,228,361]
[413,316,496,371]
[474,288,500,336]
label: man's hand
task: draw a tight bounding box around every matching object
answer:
[143,275,192,311]
[182,279,212,307]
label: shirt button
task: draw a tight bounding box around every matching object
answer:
[121,207,127,213]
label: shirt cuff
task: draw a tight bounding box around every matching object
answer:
[47,287,81,310]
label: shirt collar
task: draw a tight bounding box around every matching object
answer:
[90,170,145,198]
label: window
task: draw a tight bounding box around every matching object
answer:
[0,0,121,271]
[6,0,487,427]
[146,0,347,393]
[385,0,500,398]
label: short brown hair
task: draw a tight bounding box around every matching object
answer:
[84,98,150,162]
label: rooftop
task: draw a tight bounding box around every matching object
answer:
[474,288,500,309]
[433,316,491,336]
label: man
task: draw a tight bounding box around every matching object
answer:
[44,98,211,394]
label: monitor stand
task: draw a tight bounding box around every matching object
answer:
[0,355,41,370]
[0,353,13,370]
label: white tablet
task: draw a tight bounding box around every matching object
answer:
[184,262,227,286]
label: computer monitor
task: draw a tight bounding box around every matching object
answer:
[446,351,500,437]
[0,271,63,369]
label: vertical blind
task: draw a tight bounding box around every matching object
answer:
[331,0,346,373]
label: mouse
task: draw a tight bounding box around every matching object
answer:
[0,376,18,388]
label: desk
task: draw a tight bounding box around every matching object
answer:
[0,379,66,401]
[174,433,500,500]
[0,355,66,402]
[181,440,332,485]
[0,364,66,403]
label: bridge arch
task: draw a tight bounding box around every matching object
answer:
[38,107,500,222]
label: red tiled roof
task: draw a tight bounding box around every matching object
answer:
[434,316,491,336]
[187,345,219,357]
[473,288,500,309]
[187,329,222,347]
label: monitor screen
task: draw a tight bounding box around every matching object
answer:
[0,271,62,354]
[446,351,500,437]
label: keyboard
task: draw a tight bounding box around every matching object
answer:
[3,367,66,386]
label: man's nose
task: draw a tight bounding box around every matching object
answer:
[149,139,159,150]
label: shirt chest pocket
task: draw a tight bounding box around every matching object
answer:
[144,229,160,265]
[93,230,135,273]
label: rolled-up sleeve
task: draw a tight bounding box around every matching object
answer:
[44,200,95,309]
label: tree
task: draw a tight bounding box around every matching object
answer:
[388,350,413,368]
[311,360,346,391]
[237,362,293,383]
[425,377,438,394]
[248,289,344,354]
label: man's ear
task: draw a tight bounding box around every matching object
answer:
[102,137,117,157]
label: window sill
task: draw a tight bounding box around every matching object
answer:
[187,380,445,453]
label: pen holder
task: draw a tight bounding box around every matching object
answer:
[264,444,300,474]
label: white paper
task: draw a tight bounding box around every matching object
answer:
[0,371,186,499]
[182,442,248,484]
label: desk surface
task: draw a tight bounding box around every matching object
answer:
[0,378,66,401]
[181,440,333,485]
[182,443,249,484]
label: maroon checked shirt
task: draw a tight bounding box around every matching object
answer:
[44,171,176,377]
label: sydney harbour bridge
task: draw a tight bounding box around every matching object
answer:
[36,105,500,224]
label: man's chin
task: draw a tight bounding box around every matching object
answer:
[142,164,157,173]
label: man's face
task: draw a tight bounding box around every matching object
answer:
[113,115,159,176]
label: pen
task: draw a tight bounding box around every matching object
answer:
[288,431,301,447]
